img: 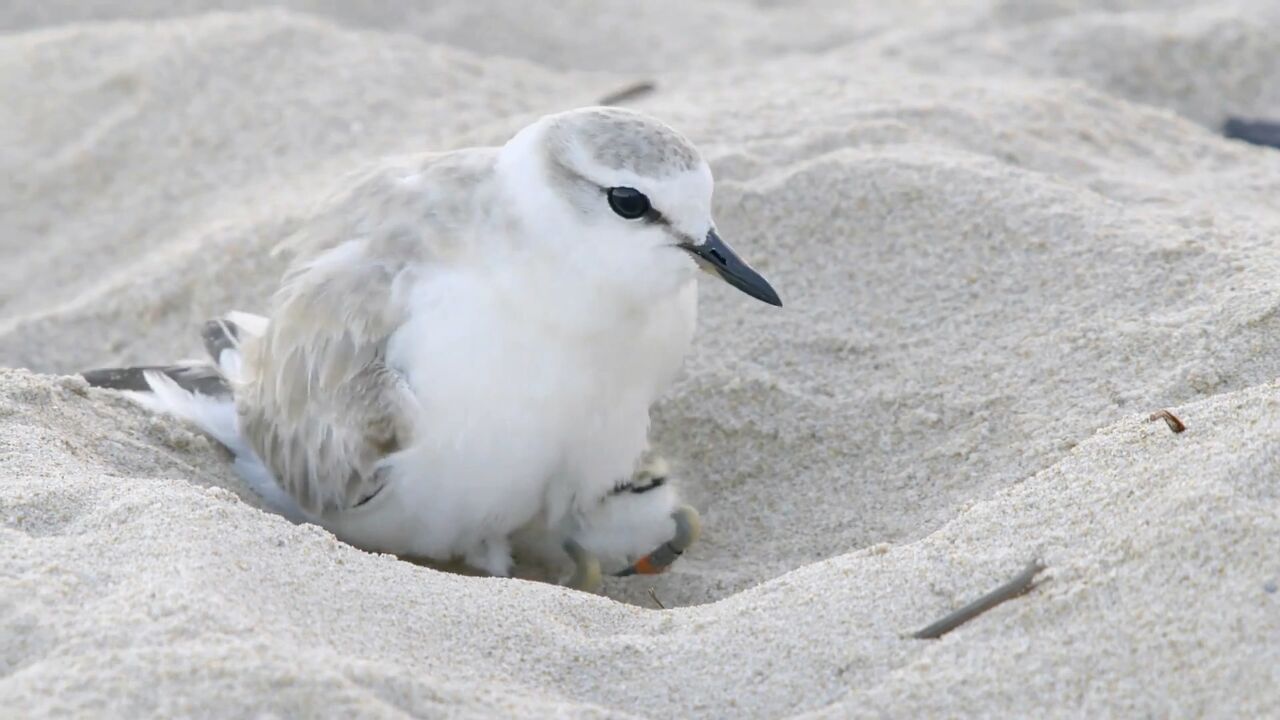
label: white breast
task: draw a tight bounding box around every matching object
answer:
[341,262,697,560]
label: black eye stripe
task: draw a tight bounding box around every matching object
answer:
[641,206,666,224]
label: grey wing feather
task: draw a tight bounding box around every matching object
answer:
[235,149,497,514]
[236,244,418,515]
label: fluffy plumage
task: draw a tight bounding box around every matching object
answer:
[84,107,780,582]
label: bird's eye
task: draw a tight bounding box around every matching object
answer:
[606,187,651,220]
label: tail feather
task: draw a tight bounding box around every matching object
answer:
[83,364,230,398]
[130,370,307,524]
[82,310,305,524]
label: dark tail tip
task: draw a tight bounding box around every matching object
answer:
[83,366,161,392]
[83,364,231,398]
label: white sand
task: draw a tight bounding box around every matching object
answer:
[3,2,1279,717]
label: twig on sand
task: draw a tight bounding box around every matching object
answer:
[912,559,1046,639]
[1148,409,1186,434]
[1223,117,1280,149]
[599,81,657,106]
[647,587,667,610]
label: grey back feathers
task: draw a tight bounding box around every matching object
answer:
[280,148,499,264]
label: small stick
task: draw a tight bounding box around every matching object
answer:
[599,81,657,106]
[1148,409,1186,433]
[913,559,1045,639]
[647,587,666,610]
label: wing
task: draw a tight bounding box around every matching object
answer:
[235,243,418,515]
[234,149,498,515]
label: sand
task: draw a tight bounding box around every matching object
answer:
[2,1,1279,717]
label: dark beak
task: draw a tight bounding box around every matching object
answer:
[679,229,783,307]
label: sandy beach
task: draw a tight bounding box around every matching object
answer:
[3,2,1279,717]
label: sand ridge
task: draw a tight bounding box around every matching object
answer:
[2,2,1279,717]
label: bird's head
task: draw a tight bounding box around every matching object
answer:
[496,107,782,307]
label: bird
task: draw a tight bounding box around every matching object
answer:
[83,106,782,591]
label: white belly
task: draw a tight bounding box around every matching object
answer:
[332,266,697,560]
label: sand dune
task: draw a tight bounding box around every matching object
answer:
[2,2,1279,717]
